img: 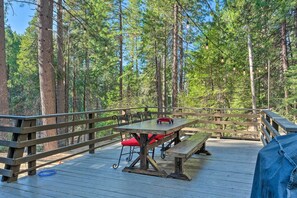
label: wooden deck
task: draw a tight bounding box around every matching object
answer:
[0,138,262,198]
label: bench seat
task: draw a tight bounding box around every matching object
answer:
[166,132,211,180]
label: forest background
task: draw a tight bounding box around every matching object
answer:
[1,0,297,124]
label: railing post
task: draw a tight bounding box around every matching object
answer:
[272,120,279,135]
[144,107,149,120]
[215,110,222,139]
[27,119,37,176]
[2,119,30,182]
[265,114,271,138]
[88,113,95,154]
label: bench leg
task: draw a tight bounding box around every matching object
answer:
[168,157,191,181]
[195,143,211,155]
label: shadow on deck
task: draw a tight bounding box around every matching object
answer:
[0,139,262,198]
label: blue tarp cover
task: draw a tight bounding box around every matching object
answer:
[251,133,297,198]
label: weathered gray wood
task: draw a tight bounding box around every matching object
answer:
[0,138,261,198]
[2,119,28,182]
[181,127,258,136]
[139,134,148,170]
[21,116,115,134]
[16,124,119,148]
[0,140,18,147]
[0,168,13,177]
[172,112,259,119]
[262,110,297,133]
[16,139,119,175]
[115,118,198,134]
[166,133,211,159]
[88,113,95,154]
[167,133,211,180]
[27,119,37,176]
[0,126,21,133]
[12,133,119,165]
[261,117,280,137]
[116,118,196,178]
[182,119,259,126]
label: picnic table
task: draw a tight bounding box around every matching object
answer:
[114,118,201,177]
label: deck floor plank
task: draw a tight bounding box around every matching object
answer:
[0,138,262,198]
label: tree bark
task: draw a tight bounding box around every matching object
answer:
[71,60,77,144]
[295,7,297,49]
[179,24,184,92]
[247,32,257,115]
[163,27,167,110]
[119,0,123,105]
[0,0,9,119]
[38,0,57,151]
[56,0,66,147]
[172,4,178,108]
[0,0,9,141]
[155,41,162,114]
[281,21,289,114]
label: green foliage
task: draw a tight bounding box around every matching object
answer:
[8,15,40,115]
[2,0,297,122]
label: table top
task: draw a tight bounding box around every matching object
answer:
[114,118,198,135]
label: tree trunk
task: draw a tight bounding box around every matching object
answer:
[163,26,167,111]
[119,0,123,105]
[172,4,178,108]
[0,0,9,141]
[267,60,270,109]
[84,49,90,111]
[71,60,77,144]
[179,24,184,92]
[247,32,257,115]
[0,0,9,120]
[38,0,57,151]
[295,7,297,49]
[281,21,289,114]
[65,26,71,138]
[56,0,66,147]
[155,41,162,114]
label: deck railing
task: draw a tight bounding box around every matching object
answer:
[260,110,297,145]
[154,107,260,140]
[0,106,261,182]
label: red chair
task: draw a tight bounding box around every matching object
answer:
[112,114,156,169]
[155,117,175,159]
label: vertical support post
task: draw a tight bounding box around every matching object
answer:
[144,106,149,120]
[175,157,184,175]
[2,119,29,182]
[215,109,222,138]
[174,130,181,145]
[139,134,148,170]
[88,113,95,154]
[265,114,271,138]
[27,119,37,176]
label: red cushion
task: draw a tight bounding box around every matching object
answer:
[155,134,165,140]
[121,138,139,146]
[121,137,156,146]
[157,117,174,124]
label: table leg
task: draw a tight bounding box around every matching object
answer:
[174,130,181,145]
[168,157,191,181]
[140,134,149,170]
[122,133,167,177]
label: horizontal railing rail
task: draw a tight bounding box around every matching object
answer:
[260,110,297,145]
[0,106,262,182]
[150,107,261,140]
[0,107,149,182]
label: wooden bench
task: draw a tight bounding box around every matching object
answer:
[166,132,211,180]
